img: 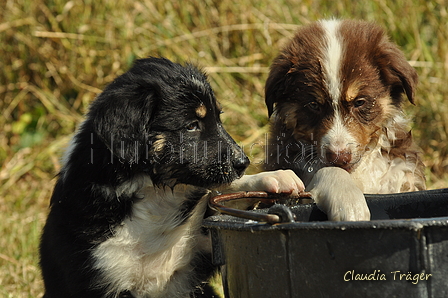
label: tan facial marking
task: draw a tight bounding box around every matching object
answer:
[195,104,207,118]
[376,95,393,119]
[346,82,361,101]
[153,134,165,152]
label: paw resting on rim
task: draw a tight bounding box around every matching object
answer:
[306,167,371,221]
[221,170,305,210]
[227,169,305,195]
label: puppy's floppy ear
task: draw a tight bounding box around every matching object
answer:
[265,57,292,117]
[378,40,418,105]
[92,66,160,164]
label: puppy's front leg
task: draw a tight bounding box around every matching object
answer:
[306,167,370,221]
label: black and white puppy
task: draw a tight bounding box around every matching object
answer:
[40,57,303,298]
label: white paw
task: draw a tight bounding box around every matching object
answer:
[306,167,370,221]
[228,169,305,195]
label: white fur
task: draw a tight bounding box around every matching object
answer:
[92,179,210,298]
[321,115,358,156]
[351,115,421,194]
[225,169,305,195]
[320,19,343,105]
[90,170,304,297]
[320,20,360,157]
[307,167,370,221]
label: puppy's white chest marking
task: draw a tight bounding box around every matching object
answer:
[92,183,210,298]
[352,136,420,194]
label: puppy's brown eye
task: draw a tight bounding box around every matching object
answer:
[305,101,320,111]
[354,98,366,108]
[186,121,200,132]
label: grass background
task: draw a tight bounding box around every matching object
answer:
[1,0,447,296]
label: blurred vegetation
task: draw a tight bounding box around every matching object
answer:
[1,0,447,296]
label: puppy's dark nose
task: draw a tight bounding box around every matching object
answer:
[233,154,250,177]
[326,149,352,167]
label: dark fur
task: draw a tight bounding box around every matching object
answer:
[40,57,249,298]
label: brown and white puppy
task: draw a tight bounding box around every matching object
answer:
[265,19,426,221]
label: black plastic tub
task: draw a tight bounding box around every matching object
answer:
[203,189,448,298]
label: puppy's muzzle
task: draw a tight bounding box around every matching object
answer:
[232,152,250,177]
[325,149,352,167]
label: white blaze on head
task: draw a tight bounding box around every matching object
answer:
[320,19,343,107]
[319,20,357,156]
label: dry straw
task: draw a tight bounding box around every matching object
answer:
[1,0,447,296]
